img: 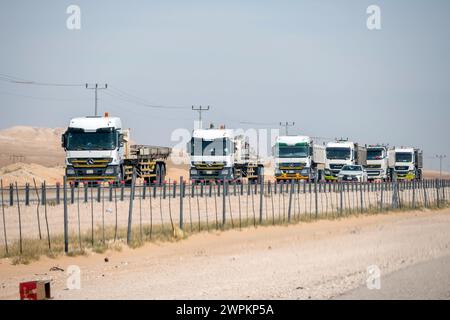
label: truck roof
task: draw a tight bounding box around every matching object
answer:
[276,135,311,145]
[326,141,355,148]
[192,129,233,140]
[68,116,122,131]
[395,147,414,153]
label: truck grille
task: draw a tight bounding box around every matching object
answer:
[279,163,305,170]
[395,166,409,171]
[69,158,112,168]
[330,164,344,170]
[193,162,225,170]
[365,164,381,169]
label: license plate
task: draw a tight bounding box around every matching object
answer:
[346,176,352,180]
[205,170,213,174]
[86,169,94,174]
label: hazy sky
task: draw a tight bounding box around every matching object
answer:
[0,0,449,170]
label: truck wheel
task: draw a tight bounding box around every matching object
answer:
[155,163,162,185]
[160,164,166,184]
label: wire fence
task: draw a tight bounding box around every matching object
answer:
[0,178,449,257]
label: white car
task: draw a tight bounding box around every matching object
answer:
[337,165,368,182]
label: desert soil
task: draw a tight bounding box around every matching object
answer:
[0,208,449,300]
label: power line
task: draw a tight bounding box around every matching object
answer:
[0,73,84,87]
[0,90,89,102]
[104,89,189,110]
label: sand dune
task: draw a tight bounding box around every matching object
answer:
[0,126,65,167]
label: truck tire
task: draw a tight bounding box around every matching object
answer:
[155,163,162,185]
[160,164,166,184]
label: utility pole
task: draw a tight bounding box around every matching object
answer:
[436,154,447,179]
[192,105,210,129]
[86,83,108,116]
[279,122,295,136]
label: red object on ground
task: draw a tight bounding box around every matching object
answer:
[19,280,51,300]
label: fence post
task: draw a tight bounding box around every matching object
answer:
[360,181,364,213]
[9,184,13,206]
[412,180,416,209]
[42,183,46,206]
[70,183,75,204]
[63,176,69,254]
[222,179,226,227]
[127,168,137,245]
[179,176,184,231]
[1,180,8,255]
[339,182,343,216]
[15,182,23,255]
[97,184,101,203]
[25,184,30,206]
[288,179,293,222]
[56,182,60,205]
[314,181,318,219]
[259,175,264,224]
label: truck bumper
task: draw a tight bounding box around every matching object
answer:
[189,169,233,182]
[66,165,121,182]
[395,172,416,180]
[275,173,309,180]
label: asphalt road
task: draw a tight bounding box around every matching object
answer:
[337,254,450,299]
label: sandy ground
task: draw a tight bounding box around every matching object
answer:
[0,208,449,300]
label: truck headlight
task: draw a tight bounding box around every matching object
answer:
[105,167,115,175]
[325,169,331,175]
[275,169,281,175]
[190,169,198,175]
[221,169,229,175]
[66,168,75,175]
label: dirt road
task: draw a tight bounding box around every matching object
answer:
[1,208,450,300]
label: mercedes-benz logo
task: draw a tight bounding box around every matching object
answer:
[86,158,95,165]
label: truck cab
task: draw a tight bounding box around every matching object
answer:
[388,148,422,180]
[273,135,324,181]
[188,127,262,182]
[189,128,235,181]
[365,145,389,181]
[324,141,356,181]
[62,115,125,183]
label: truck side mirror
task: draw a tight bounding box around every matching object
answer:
[119,134,124,147]
[186,141,191,154]
[61,133,66,149]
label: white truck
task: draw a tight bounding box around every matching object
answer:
[273,135,325,181]
[188,126,263,182]
[388,147,423,181]
[324,139,367,181]
[61,114,171,185]
[365,144,390,181]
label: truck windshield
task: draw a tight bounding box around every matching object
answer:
[66,129,117,151]
[191,138,231,156]
[277,145,308,158]
[396,152,412,163]
[367,149,384,160]
[326,147,351,160]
